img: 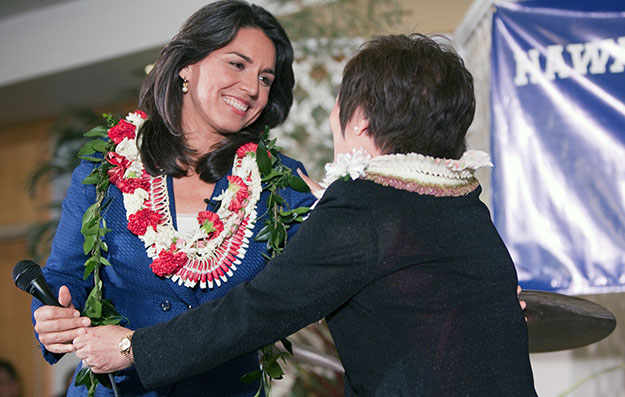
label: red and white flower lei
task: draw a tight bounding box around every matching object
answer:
[105,111,262,289]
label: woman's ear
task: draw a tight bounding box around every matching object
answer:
[351,107,370,136]
[356,117,370,136]
[349,106,381,157]
[179,66,189,80]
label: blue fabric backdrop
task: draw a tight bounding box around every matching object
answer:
[491,1,625,294]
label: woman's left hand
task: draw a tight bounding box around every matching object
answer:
[297,169,324,199]
[73,325,134,373]
[517,285,527,321]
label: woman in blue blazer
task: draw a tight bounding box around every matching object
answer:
[31,1,314,396]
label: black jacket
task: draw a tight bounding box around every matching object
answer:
[133,179,537,396]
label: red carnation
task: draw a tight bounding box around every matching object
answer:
[106,152,131,185]
[197,211,224,237]
[150,245,187,277]
[127,208,162,235]
[108,120,136,144]
[133,110,148,119]
[226,175,249,212]
[236,143,258,158]
[117,177,150,194]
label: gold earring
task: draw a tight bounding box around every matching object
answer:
[182,78,189,94]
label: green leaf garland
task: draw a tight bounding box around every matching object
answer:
[247,126,311,396]
[75,114,124,396]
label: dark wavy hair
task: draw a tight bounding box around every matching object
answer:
[138,0,294,182]
[338,34,475,159]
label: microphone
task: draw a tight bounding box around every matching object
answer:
[12,259,121,397]
[12,259,61,307]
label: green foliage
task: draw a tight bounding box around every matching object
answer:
[75,367,112,396]
[241,340,296,397]
[245,127,311,395]
[75,114,123,396]
[255,126,310,259]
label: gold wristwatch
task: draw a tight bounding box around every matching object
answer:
[118,332,134,365]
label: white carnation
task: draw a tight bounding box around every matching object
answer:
[126,112,146,129]
[123,189,149,214]
[116,139,139,161]
[145,225,176,251]
[238,156,257,176]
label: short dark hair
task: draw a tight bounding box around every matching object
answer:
[338,34,475,159]
[138,0,294,182]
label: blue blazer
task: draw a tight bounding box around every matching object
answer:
[32,154,315,396]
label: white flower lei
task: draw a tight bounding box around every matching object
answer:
[320,147,493,197]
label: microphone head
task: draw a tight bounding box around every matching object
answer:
[12,259,43,292]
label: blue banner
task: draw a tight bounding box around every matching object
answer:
[491,1,625,294]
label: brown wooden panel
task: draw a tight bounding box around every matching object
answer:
[0,120,52,226]
[0,237,52,397]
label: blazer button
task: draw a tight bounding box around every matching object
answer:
[160,300,171,311]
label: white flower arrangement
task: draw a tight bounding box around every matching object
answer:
[322,147,372,187]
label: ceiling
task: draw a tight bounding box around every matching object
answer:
[0,0,476,128]
[0,0,196,128]
[0,0,75,20]
[0,48,160,126]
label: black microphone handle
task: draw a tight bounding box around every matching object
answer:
[29,275,62,307]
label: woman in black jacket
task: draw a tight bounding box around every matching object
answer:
[74,33,536,396]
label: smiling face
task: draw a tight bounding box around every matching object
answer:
[179,27,276,150]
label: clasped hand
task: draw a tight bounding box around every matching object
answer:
[33,285,133,373]
[73,324,133,373]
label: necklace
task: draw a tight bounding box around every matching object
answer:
[107,112,262,289]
